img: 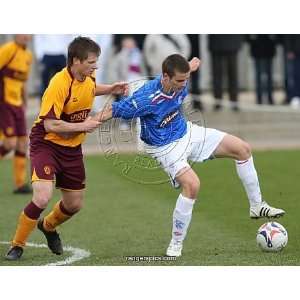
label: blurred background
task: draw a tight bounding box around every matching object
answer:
[1,34,300,151]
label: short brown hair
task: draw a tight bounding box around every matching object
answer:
[67,36,101,67]
[162,54,190,78]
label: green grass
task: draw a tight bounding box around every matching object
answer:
[0,149,299,266]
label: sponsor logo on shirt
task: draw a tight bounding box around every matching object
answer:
[159,110,179,128]
[68,110,90,122]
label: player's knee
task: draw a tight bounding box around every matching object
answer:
[65,201,83,214]
[3,138,17,151]
[237,141,252,160]
[32,193,51,209]
[16,144,27,154]
[191,178,200,198]
[182,178,200,199]
[16,137,28,153]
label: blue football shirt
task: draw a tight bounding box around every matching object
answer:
[112,76,188,146]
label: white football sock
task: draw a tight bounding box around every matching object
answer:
[235,156,262,207]
[171,194,195,243]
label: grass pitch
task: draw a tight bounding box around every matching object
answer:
[0,149,299,266]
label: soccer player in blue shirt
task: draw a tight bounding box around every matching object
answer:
[94,54,285,257]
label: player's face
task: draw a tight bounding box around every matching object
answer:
[78,52,99,77]
[15,34,32,47]
[164,71,190,93]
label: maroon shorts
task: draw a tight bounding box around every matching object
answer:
[0,102,27,137]
[30,139,85,191]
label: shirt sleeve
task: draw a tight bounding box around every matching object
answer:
[0,43,15,69]
[39,75,69,120]
[112,91,153,120]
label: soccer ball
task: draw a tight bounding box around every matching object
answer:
[256,222,288,252]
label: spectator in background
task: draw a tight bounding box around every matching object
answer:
[247,35,277,105]
[113,34,148,76]
[89,34,113,112]
[113,34,146,53]
[281,34,300,108]
[0,35,33,194]
[34,35,72,96]
[143,34,191,76]
[187,34,203,110]
[278,35,295,104]
[208,34,244,111]
[110,35,146,84]
[109,35,146,136]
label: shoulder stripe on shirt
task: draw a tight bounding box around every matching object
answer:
[151,91,176,104]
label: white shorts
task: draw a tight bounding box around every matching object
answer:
[144,122,226,188]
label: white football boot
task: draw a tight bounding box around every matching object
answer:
[166,240,183,257]
[250,201,285,219]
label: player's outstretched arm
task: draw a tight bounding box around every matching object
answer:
[93,105,113,122]
[95,82,129,96]
[189,57,201,72]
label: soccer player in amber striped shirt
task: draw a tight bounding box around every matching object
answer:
[5,36,128,261]
[0,35,33,194]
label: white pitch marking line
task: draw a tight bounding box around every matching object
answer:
[0,241,90,266]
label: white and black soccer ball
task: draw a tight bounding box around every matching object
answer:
[256,222,288,252]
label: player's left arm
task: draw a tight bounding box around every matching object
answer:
[189,57,201,72]
[93,93,152,122]
[95,82,129,96]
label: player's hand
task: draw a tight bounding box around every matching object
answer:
[82,116,101,133]
[90,106,112,123]
[189,57,201,72]
[93,111,106,122]
[110,82,129,96]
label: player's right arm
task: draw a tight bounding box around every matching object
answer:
[44,117,100,134]
[39,74,100,135]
